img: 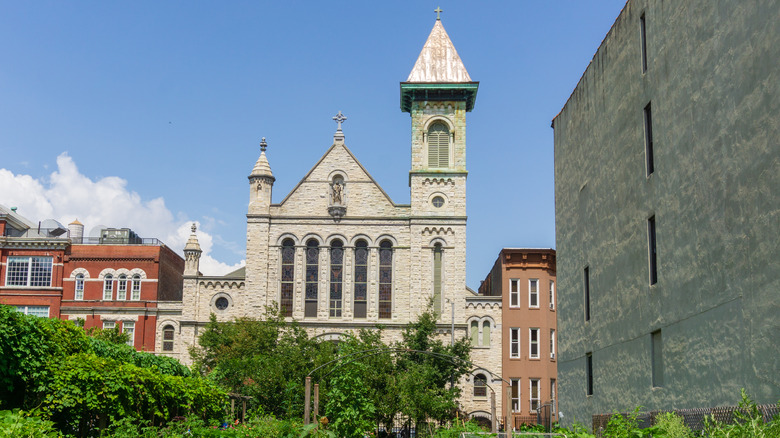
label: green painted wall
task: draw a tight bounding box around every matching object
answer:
[552,0,780,427]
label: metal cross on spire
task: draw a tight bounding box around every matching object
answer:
[333,111,347,131]
[260,137,267,152]
[435,6,443,20]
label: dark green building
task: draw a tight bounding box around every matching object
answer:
[552,0,779,426]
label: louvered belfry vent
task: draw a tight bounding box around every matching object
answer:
[428,122,450,168]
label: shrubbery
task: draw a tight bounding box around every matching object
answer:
[0,304,226,436]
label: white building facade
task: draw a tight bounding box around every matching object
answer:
[158,17,504,424]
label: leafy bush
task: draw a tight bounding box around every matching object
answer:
[703,389,780,438]
[0,409,61,438]
[653,412,692,438]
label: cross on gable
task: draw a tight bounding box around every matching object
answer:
[333,111,347,131]
[435,6,443,20]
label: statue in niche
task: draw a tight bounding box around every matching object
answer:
[331,178,344,205]
[328,176,347,221]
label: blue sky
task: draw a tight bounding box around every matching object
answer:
[0,1,627,288]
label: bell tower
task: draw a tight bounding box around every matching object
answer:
[403,11,478,319]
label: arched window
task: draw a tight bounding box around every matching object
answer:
[103,274,114,300]
[117,274,127,300]
[305,239,319,318]
[353,240,368,318]
[75,273,85,300]
[470,320,479,346]
[131,274,141,300]
[378,240,393,319]
[162,325,175,351]
[482,320,491,346]
[433,243,443,315]
[329,240,344,318]
[280,238,295,317]
[428,122,450,168]
[474,373,487,398]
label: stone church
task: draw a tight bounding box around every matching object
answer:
[157,16,504,422]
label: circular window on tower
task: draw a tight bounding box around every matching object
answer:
[215,297,229,310]
[432,196,445,208]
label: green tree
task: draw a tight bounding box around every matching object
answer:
[191,307,337,419]
[394,309,472,433]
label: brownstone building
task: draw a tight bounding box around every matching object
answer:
[480,248,557,428]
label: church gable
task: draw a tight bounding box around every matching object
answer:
[273,143,407,218]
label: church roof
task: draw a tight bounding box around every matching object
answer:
[406,19,472,83]
[400,19,479,112]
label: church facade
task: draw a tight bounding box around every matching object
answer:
[157,17,504,423]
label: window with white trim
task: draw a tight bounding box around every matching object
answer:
[550,379,557,414]
[117,274,127,300]
[5,256,53,287]
[509,279,520,308]
[15,305,50,317]
[103,321,115,330]
[103,274,114,300]
[550,329,556,359]
[510,328,520,358]
[511,378,520,412]
[549,280,555,310]
[123,321,135,347]
[529,279,539,308]
[75,273,85,300]
[530,328,539,359]
[131,274,141,300]
[530,379,540,412]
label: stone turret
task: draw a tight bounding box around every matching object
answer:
[183,223,202,276]
[248,138,275,215]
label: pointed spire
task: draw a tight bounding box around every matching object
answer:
[184,223,202,252]
[406,18,472,83]
[250,137,274,178]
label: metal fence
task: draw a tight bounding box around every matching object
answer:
[592,403,779,435]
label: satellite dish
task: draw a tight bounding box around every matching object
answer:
[41,219,67,237]
[89,225,108,238]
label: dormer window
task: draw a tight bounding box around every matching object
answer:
[428,122,450,168]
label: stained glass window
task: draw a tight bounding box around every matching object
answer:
[280,238,295,316]
[305,239,319,318]
[353,240,368,318]
[329,240,343,318]
[378,240,393,319]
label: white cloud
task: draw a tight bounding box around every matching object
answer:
[0,153,244,276]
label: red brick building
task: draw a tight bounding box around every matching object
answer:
[480,248,557,429]
[0,206,184,352]
[0,206,69,318]
[60,223,185,352]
